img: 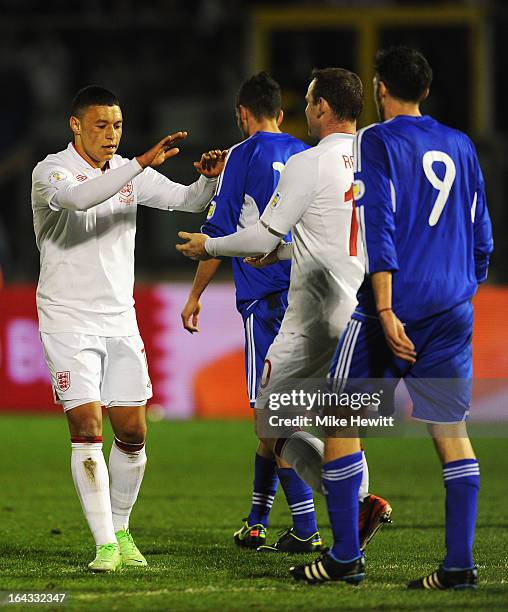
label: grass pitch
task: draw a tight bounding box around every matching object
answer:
[1,415,507,610]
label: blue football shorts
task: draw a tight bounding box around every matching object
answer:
[240,291,288,407]
[328,300,473,423]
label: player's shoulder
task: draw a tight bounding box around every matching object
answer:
[431,119,475,150]
[32,146,73,181]
[284,142,317,166]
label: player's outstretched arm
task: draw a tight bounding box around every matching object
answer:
[41,132,188,213]
[176,220,280,261]
[181,259,222,333]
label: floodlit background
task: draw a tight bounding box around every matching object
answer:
[1,0,507,417]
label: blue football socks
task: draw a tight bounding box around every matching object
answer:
[323,451,364,562]
[277,467,318,539]
[247,453,278,527]
[442,458,480,570]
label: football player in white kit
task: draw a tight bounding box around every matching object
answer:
[32,85,225,572]
[177,69,392,551]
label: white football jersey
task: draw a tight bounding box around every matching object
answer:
[32,143,215,336]
[261,133,365,341]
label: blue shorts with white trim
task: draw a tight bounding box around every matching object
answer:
[328,300,473,423]
[240,291,288,408]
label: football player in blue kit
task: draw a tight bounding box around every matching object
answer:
[291,47,493,589]
[181,72,322,553]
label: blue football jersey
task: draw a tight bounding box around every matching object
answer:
[202,131,309,311]
[354,115,493,322]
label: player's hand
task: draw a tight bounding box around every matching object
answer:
[181,295,201,333]
[378,310,417,363]
[194,149,228,178]
[136,132,188,169]
[244,248,279,268]
[176,231,211,260]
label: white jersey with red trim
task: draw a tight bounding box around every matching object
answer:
[261,132,365,341]
[32,143,215,336]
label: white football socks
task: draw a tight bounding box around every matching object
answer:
[71,441,117,546]
[279,432,370,500]
[109,440,147,533]
[359,451,370,502]
[279,431,325,493]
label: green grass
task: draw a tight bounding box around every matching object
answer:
[0,416,507,610]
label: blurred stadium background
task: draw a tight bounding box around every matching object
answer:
[1,0,507,417]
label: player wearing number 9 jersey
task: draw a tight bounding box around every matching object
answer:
[316,47,494,590]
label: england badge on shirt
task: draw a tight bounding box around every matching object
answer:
[119,181,134,204]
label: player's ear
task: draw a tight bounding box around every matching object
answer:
[238,105,248,123]
[317,97,328,119]
[378,81,388,99]
[70,115,81,137]
[276,109,284,126]
[420,88,430,102]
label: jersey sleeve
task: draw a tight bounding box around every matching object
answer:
[260,152,316,236]
[32,163,75,212]
[136,168,216,212]
[201,144,250,238]
[354,126,398,274]
[32,159,144,212]
[472,159,494,283]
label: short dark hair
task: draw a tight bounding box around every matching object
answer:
[374,46,433,103]
[310,68,363,122]
[236,72,281,121]
[71,85,120,118]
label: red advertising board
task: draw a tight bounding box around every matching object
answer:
[1,284,507,418]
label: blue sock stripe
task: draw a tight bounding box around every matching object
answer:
[444,469,480,479]
[323,458,364,476]
[292,508,316,516]
[289,500,315,510]
[323,465,364,482]
[290,502,315,511]
[443,463,480,474]
[443,467,480,477]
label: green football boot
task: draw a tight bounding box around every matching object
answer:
[257,527,323,553]
[116,529,148,567]
[88,543,122,572]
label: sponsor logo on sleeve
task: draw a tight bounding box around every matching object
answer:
[353,179,365,201]
[48,170,70,185]
[270,192,282,209]
[56,370,71,392]
[119,181,134,205]
[75,174,88,182]
[207,201,216,219]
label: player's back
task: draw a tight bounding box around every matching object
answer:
[275,133,366,341]
[204,131,308,310]
[356,115,492,322]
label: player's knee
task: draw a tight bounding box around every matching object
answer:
[117,421,146,445]
[72,415,102,438]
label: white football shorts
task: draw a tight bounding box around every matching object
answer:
[40,332,153,411]
[255,332,337,410]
